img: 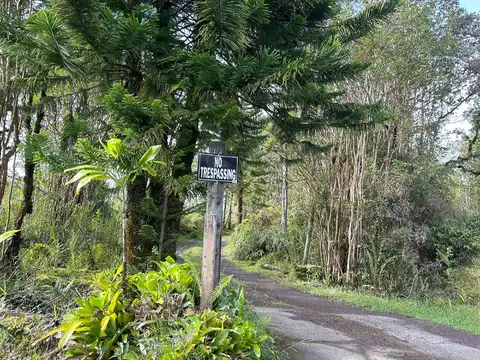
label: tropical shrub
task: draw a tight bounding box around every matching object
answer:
[294,265,324,283]
[140,309,270,360]
[231,209,289,262]
[41,257,275,359]
[450,261,480,305]
[427,218,480,268]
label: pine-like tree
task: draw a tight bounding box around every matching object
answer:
[0,0,399,262]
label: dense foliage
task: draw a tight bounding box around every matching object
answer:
[3,258,277,359]
[230,0,480,305]
[2,0,480,357]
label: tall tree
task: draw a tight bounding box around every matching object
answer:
[0,0,400,264]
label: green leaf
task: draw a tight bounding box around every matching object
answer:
[100,315,111,331]
[122,353,137,360]
[239,286,245,318]
[106,138,122,158]
[75,173,108,194]
[0,230,19,243]
[136,145,162,171]
[139,225,158,242]
[252,343,261,357]
[108,291,121,313]
[212,329,230,348]
[114,265,123,279]
[33,325,65,346]
[58,320,83,348]
[66,170,89,185]
[66,169,106,185]
[144,164,156,176]
[64,164,96,172]
[99,137,108,153]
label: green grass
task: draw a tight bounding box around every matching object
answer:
[181,244,203,264]
[176,232,203,245]
[223,244,480,335]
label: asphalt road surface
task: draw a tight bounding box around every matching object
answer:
[220,260,480,360]
[177,242,480,359]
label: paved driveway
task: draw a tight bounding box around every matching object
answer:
[221,260,480,360]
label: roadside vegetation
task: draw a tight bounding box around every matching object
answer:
[226,242,480,335]
[224,0,480,336]
[2,253,283,359]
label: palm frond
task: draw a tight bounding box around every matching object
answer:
[54,0,112,52]
[26,10,86,78]
[75,138,104,163]
[244,0,270,26]
[30,132,66,172]
[111,12,158,58]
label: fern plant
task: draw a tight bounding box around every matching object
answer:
[211,275,233,304]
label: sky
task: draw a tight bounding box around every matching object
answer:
[443,2,480,155]
[460,0,480,12]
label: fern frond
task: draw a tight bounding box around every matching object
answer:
[211,274,233,304]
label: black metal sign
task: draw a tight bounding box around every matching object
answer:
[197,153,239,183]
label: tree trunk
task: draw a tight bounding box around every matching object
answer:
[227,191,232,230]
[1,149,16,259]
[0,90,20,206]
[122,187,128,286]
[281,157,288,234]
[158,191,168,261]
[0,86,12,207]
[162,193,183,258]
[302,202,315,266]
[141,123,198,261]
[222,188,228,226]
[166,122,198,258]
[4,148,16,231]
[6,93,40,261]
[237,185,243,226]
[122,33,145,262]
[125,175,146,264]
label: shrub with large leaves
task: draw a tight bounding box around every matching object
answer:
[40,268,135,359]
[41,257,273,359]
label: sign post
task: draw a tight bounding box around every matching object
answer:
[198,141,239,309]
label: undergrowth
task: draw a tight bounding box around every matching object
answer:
[34,257,281,359]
